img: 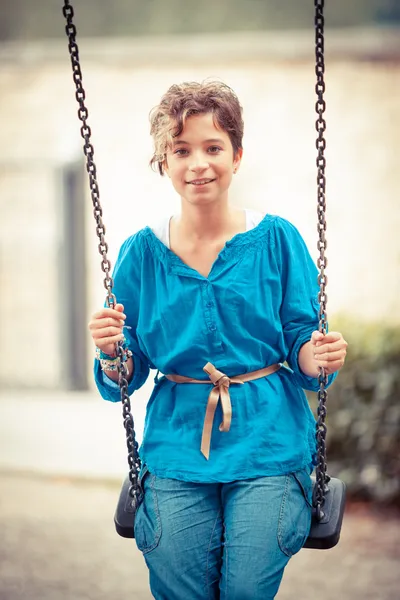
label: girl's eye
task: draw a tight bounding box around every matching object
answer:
[174,148,189,156]
[173,146,222,156]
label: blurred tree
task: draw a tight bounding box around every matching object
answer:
[0,0,397,42]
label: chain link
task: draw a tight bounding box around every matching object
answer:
[62,0,142,503]
[314,0,329,521]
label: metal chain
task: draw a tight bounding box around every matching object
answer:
[314,0,329,521]
[62,0,142,503]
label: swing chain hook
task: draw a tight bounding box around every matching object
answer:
[62,0,142,501]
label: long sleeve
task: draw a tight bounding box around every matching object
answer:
[94,233,150,402]
[274,218,337,391]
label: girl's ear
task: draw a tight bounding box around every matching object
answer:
[233,148,243,174]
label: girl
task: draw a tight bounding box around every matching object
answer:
[89,81,347,599]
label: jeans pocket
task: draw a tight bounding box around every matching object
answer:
[134,471,162,555]
[292,469,313,508]
[277,469,312,557]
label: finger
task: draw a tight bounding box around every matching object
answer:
[310,330,324,346]
[91,308,126,321]
[89,317,125,331]
[322,363,344,375]
[92,327,124,341]
[314,341,347,355]
[94,332,125,346]
[315,331,343,346]
[316,358,345,371]
[314,350,346,363]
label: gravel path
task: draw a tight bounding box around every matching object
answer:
[0,473,398,600]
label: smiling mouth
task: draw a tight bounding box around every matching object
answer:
[187,178,216,186]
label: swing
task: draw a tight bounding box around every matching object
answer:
[62,0,346,550]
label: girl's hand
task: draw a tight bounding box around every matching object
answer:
[311,330,348,375]
[88,303,126,357]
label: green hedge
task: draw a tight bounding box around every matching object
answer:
[308,321,400,506]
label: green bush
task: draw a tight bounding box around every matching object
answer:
[308,321,400,505]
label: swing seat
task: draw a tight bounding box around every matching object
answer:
[114,474,347,547]
[304,476,346,550]
[114,475,140,539]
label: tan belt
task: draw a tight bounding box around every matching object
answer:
[165,362,281,460]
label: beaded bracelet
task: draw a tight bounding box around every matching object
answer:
[95,342,133,373]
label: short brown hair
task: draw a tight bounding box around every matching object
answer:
[149,80,244,175]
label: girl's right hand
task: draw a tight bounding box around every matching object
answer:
[88,303,126,357]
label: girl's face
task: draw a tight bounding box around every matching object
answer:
[164,112,242,206]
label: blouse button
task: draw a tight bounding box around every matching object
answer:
[206,302,214,308]
[209,325,217,332]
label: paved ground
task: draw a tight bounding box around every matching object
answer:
[0,472,399,600]
[0,390,399,599]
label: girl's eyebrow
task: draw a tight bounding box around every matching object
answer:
[172,138,225,146]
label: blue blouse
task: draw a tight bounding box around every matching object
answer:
[94,214,337,482]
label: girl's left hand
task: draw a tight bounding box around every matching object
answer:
[310,331,348,374]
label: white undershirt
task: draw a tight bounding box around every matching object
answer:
[151,208,265,249]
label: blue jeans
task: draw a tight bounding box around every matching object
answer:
[134,467,312,600]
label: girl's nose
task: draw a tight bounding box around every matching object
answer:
[189,154,209,172]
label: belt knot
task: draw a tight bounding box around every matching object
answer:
[165,361,281,460]
[202,363,244,454]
